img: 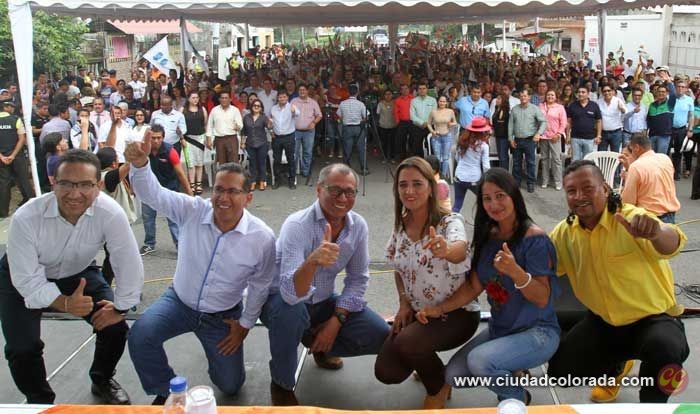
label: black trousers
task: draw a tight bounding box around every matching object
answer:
[408,124,429,158]
[378,127,396,160]
[394,121,412,160]
[0,152,34,217]
[669,126,693,176]
[548,311,689,402]
[272,133,295,181]
[693,133,700,198]
[0,254,129,403]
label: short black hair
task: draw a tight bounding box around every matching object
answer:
[216,162,252,192]
[425,154,440,174]
[97,147,118,170]
[150,124,165,136]
[55,149,102,182]
[48,103,68,117]
[42,132,64,155]
[348,84,359,96]
[563,159,605,183]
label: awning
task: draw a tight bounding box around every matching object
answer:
[108,19,202,35]
[13,0,700,26]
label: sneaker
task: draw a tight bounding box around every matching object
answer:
[590,360,634,403]
[541,184,548,189]
[527,185,535,193]
[140,245,156,256]
[555,185,562,191]
[289,183,297,190]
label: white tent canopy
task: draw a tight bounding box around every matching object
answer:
[10,0,697,26]
[7,0,697,195]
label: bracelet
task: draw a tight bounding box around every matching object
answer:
[514,272,532,289]
[64,296,69,313]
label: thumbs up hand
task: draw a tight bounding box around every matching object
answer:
[65,278,94,317]
[494,242,519,276]
[311,223,340,267]
[423,225,448,258]
[615,213,660,240]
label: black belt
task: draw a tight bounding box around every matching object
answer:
[673,126,688,130]
[603,128,622,133]
[344,124,361,127]
[296,129,313,132]
[515,136,534,140]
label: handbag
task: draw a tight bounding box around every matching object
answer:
[110,177,138,224]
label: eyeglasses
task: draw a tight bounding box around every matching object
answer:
[252,104,261,108]
[213,186,247,196]
[55,180,97,192]
[323,185,358,199]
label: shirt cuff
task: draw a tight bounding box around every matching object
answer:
[336,295,366,313]
[238,314,257,330]
[25,282,62,310]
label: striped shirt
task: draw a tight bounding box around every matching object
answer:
[337,97,366,126]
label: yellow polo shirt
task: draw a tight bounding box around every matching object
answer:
[549,204,686,326]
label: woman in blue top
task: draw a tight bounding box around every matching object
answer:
[417,167,560,404]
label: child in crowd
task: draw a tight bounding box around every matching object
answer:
[426,154,452,211]
[41,132,68,186]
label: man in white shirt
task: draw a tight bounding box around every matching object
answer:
[99,106,133,163]
[243,75,265,96]
[206,91,242,165]
[623,88,648,146]
[597,85,626,152]
[270,90,297,189]
[90,97,111,139]
[258,78,278,117]
[127,71,146,100]
[149,95,187,154]
[0,149,143,405]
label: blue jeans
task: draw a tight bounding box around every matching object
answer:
[295,129,315,176]
[622,131,632,147]
[431,133,452,178]
[512,138,536,187]
[452,179,477,213]
[571,137,596,161]
[495,137,510,170]
[246,143,268,184]
[264,294,390,390]
[599,130,622,152]
[129,287,250,397]
[342,125,367,171]
[142,202,179,249]
[650,135,671,155]
[445,325,560,402]
[658,212,676,224]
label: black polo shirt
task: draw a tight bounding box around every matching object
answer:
[566,100,601,139]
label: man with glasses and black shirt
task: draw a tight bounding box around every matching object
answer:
[271,163,390,405]
[623,89,649,146]
[0,149,143,404]
[596,85,627,152]
[566,86,602,161]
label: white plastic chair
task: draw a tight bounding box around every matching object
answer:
[584,150,620,188]
[423,133,433,158]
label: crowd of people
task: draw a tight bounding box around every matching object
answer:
[0,40,695,409]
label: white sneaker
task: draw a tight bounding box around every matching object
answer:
[541,184,548,189]
[555,185,562,191]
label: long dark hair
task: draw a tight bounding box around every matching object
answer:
[471,167,533,269]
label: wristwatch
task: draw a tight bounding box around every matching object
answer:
[333,310,348,325]
[115,308,129,316]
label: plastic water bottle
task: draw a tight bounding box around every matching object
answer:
[163,376,188,414]
[497,398,527,414]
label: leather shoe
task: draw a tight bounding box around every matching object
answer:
[91,378,131,405]
[270,381,298,406]
[313,352,344,370]
[151,395,167,405]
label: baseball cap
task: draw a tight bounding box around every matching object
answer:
[80,96,95,106]
[0,89,8,94]
[656,65,670,72]
[1,99,16,107]
[644,69,656,75]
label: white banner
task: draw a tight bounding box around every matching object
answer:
[143,36,176,75]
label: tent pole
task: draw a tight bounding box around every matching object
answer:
[281,25,286,44]
[301,26,305,46]
[597,9,606,71]
[244,22,250,52]
[502,20,507,52]
[8,0,42,196]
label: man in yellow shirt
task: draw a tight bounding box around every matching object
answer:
[548,160,689,403]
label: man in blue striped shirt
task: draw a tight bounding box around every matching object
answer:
[272,163,390,404]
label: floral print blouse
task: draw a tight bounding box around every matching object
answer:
[385,213,480,313]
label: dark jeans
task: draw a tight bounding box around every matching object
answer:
[272,133,296,182]
[0,255,129,403]
[378,127,396,160]
[599,129,622,152]
[0,152,34,217]
[693,133,700,198]
[394,121,412,159]
[670,127,693,176]
[658,212,676,224]
[512,138,536,187]
[342,125,366,171]
[246,143,268,184]
[452,179,477,213]
[409,124,429,158]
[35,140,50,192]
[375,309,479,395]
[495,136,510,170]
[548,311,689,402]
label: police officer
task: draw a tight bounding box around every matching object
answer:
[0,100,34,218]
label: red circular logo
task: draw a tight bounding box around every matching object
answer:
[657,364,689,395]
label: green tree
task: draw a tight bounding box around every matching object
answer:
[0,1,88,79]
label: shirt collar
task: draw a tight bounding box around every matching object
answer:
[201,207,251,235]
[571,206,613,232]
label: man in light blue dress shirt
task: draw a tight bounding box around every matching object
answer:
[124,135,299,404]
[271,163,390,403]
[454,85,491,130]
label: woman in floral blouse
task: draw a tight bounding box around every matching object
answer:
[417,167,560,405]
[374,156,480,409]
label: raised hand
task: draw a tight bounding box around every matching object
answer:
[311,223,340,267]
[493,242,519,277]
[423,226,448,258]
[66,278,94,317]
[615,213,661,240]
